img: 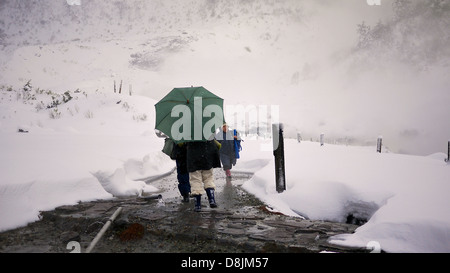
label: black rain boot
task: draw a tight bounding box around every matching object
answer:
[205,188,217,208]
[194,195,202,212]
[182,193,190,203]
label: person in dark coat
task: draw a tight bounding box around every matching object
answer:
[186,140,221,212]
[172,143,190,202]
[215,123,239,177]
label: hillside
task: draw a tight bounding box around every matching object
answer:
[1,0,449,155]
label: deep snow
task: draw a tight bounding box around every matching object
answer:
[242,139,450,253]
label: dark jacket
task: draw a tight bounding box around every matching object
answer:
[173,143,188,174]
[215,131,236,169]
[186,141,221,173]
[216,131,235,156]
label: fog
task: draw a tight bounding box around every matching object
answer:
[1,0,448,155]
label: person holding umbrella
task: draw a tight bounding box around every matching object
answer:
[172,142,191,203]
[155,86,225,212]
[186,138,221,211]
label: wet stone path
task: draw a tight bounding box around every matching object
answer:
[0,169,366,253]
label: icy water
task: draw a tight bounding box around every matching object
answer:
[147,168,254,208]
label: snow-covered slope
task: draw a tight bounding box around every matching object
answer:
[1,0,449,155]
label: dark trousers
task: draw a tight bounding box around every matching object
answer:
[176,159,190,196]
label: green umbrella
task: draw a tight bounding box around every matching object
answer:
[155,86,224,143]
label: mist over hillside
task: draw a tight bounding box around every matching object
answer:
[0,0,306,48]
[0,0,449,155]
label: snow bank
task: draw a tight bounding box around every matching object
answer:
[91,168,159,197]
[0,177,111,232]
[0,89,174,231]
[242,139,450,253]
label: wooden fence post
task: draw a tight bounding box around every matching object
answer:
[377,136,383,153]
[273,123,286,193]
[445,140,450,163]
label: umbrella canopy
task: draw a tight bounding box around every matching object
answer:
[155,86,224,143]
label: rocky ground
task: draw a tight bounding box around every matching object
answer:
[0,169,366,253]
